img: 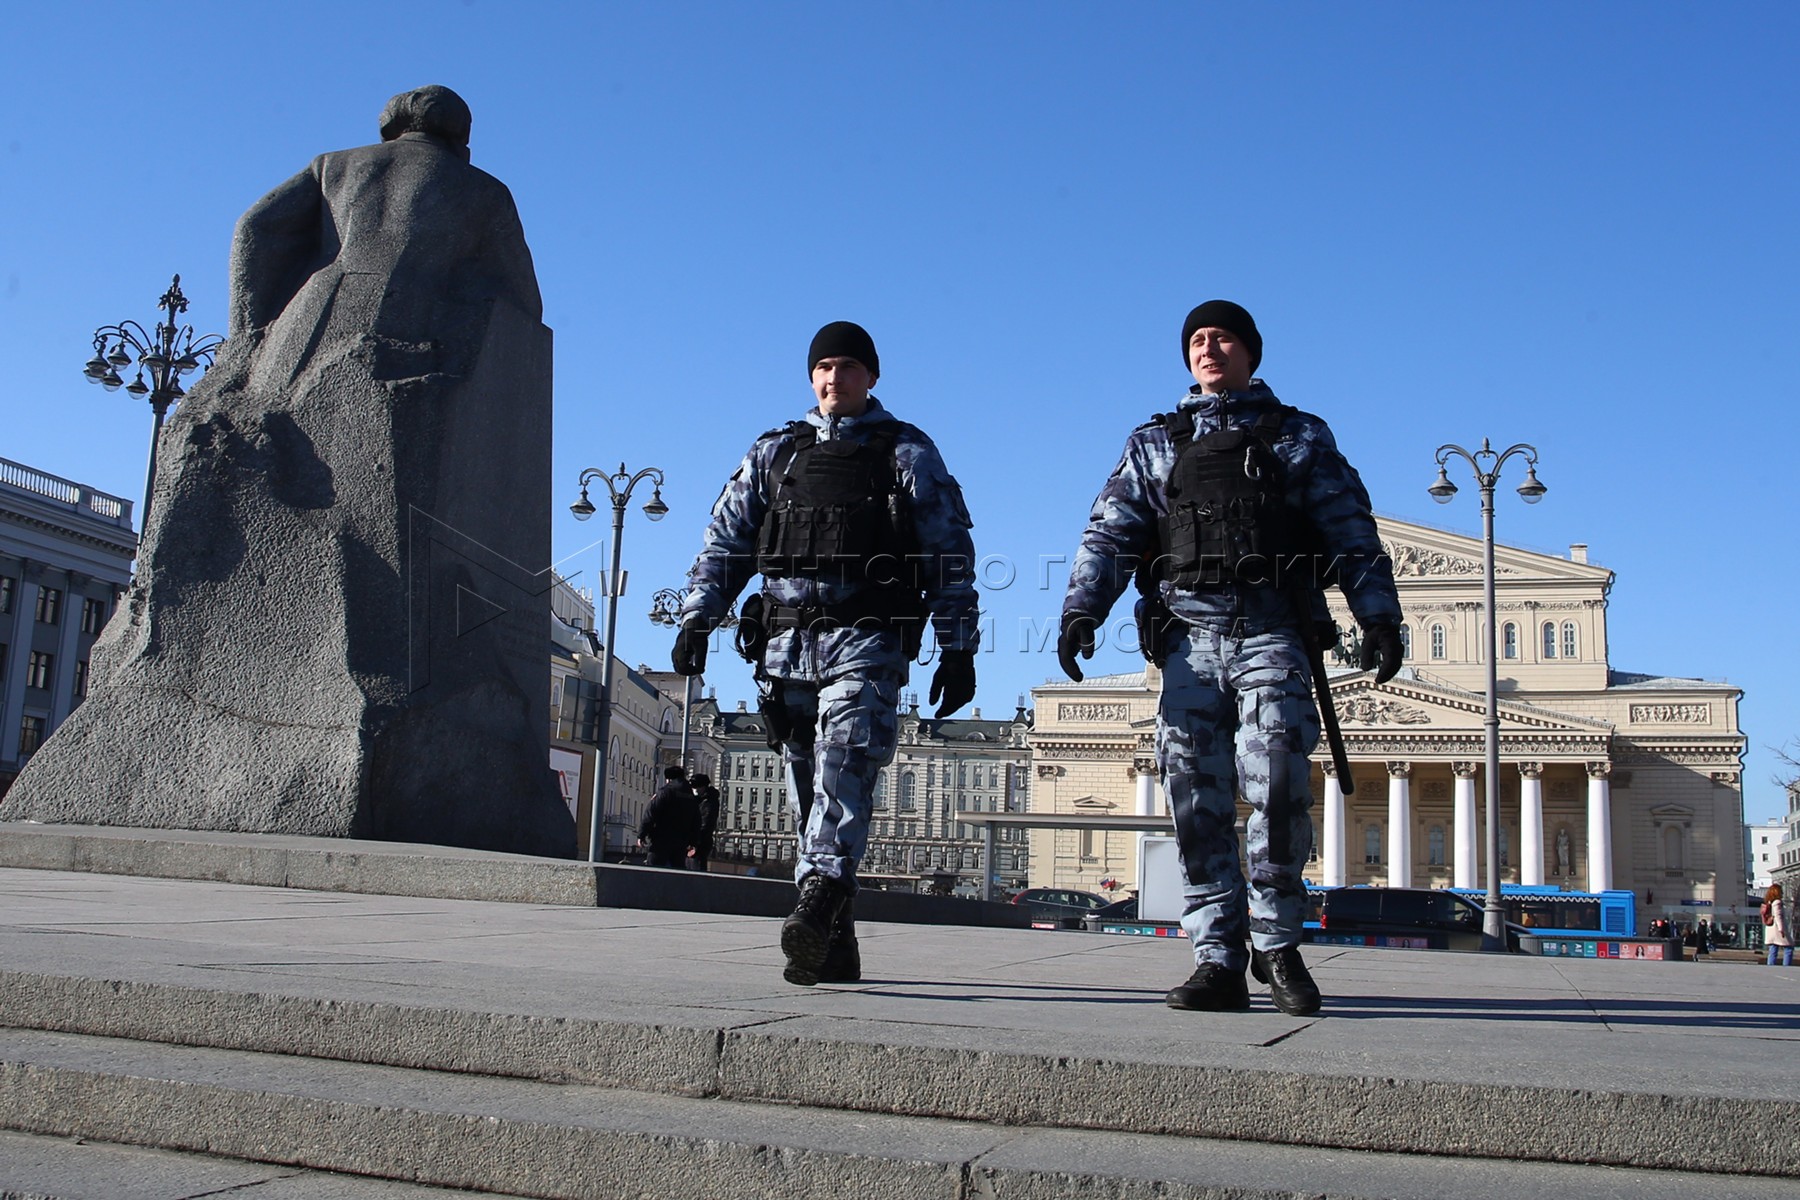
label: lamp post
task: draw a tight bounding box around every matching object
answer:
[83,275,224,527]
[570,464,668,863]
[1428,439,1546,945]
[647,587,698,771]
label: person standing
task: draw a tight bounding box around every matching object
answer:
[1058,300,1403,1016]
[689,773,720,872]
[638,766,700,869]
[1764,884,1793,967]
[672,321,979,985]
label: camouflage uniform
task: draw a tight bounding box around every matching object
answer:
[1065,383,1400,970]
[682,398,979,890]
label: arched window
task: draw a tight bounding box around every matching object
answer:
[1398,625,1412,660]
[1429,623,1446,660]
[1541,622,1558,659]
[1503,622,1519,660]
[899,771,916,811]
[1561,621,1578,660]
[1428,825,1446,866]
[1363,825,1382,865]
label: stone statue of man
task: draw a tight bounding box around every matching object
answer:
[4,87,573,857]
[1555,827,1572,877]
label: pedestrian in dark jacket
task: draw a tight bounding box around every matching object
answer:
[689,773,720,872]
[638,766,699,869]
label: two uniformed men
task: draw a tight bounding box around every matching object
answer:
[673,321,979,986]
[675,303,1400,1013]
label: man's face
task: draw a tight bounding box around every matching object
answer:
[812,357,875,417]
[1187,327,1254,394]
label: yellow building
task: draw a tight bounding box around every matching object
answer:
[1028,516,1748,936]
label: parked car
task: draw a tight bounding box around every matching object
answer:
[1311,886,1521,952]
[1012,887,1109,929]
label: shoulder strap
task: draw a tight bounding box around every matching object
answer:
[772,421,814,482]
[1154,410,1196,447]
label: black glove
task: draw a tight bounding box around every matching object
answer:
[1359,622,1404,685]
[1057,612,1098,682]
[929,648,977,719]
[672,622,710,676]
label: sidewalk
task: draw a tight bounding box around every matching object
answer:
[1,827,1798,1195]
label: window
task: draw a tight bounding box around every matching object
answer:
[1561,621,1578,660]
[1363,825,1382,865]
[18,715,46,756]
[1663,826,1684,871]
[0,576,13,614]
[1541,622,1557,659]
[1428,825,1446,866]
[80,597,107,635]
[73,660,89,699]
[1503,622,1518,660]
[899,771,916,811]
[26,651,54,691]
[35,587,62,625]
[1398,625,1412,659]
[1429,623,1446,660]
[1079,829,1096,860]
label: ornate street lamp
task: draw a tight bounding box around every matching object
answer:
[648,585,737,774]
[84,275,224,527]
[570,464,667,863]
[1428,438,1545,946]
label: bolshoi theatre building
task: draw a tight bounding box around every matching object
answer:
[1027,516,1748,938]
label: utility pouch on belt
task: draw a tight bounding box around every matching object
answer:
[757,679,794,750]
[735,593,769,664]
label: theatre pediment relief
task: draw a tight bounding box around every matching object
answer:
[1375,516,1613,583]
[1329,676,1611,737]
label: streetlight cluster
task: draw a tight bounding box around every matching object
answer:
[568,463,669,863]
[1427,438,1546,946]
[82,274,223,524]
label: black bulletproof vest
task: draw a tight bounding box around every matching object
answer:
[1156,405,1301,588]
[756,423,906,582]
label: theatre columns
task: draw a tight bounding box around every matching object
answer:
[1586,761,1614,891]
[1518,762,1545,886]
[1452,761,1479,889]
[1386,761,1412,887]
[1321,763,1346,887]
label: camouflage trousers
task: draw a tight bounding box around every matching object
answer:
[775,665,904,892]
[1157,624,1320,970]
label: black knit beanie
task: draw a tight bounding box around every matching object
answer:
[1180,300,1262,374]
[807,321,879,379]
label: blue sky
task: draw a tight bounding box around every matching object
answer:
[4,3,1796,820]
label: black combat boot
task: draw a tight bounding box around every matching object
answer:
[782,872,850,986]
[817,894,861,984]
[1164,962,1250,1012]
[1251,946,1322,1016]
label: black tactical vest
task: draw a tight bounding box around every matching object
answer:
[1156,405,1302,588]
[755,423,908,583]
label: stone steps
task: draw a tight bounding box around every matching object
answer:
[1,966,1796,1193]
[2,1026,1794,1200]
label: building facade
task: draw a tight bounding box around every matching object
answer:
[1030,516,1749,937]
[0,458,136,797]
[697,693,1033,893]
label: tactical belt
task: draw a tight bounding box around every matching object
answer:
[763,589,922,632]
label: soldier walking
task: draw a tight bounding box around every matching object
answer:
[1058,300,1403,1015]
[673,321,979,985]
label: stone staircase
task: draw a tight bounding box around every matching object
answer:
[2,965,1796,1200]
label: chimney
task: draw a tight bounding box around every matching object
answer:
[736,700,748,712]
[1569,543,1589,564]
[971,707,981,720]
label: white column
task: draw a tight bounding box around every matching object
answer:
[1386,761,1412,888]
[1452,762,1479,889]
[1134,763,1156,817]
[1518,762,1545,887]
[1322,764,1346,887]
[1586,762,1614,891]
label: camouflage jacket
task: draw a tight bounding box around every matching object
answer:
[681,398,980,681]
[1064,382,1401,633]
